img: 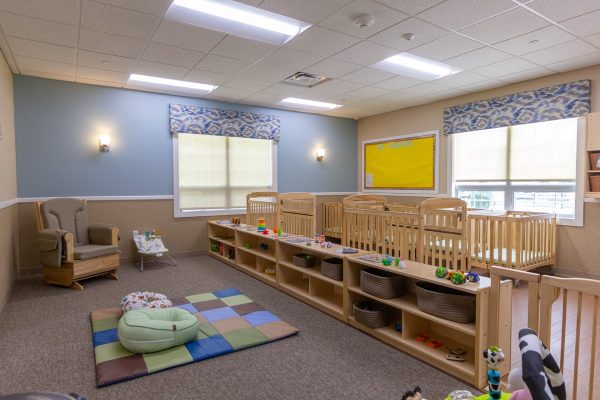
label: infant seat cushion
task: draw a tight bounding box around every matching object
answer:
[117,307,199,354]
[121,291,172,313]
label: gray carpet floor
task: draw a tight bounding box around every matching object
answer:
[0,255,479,399]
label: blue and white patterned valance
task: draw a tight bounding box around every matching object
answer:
[443,80,591,134]
[169,104,280,141]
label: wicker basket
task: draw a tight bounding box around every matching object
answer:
[353,302,388,328]
[360,268,403,299]
[321,258,343,281]
[293,253,316,268]
[415,282,476,324]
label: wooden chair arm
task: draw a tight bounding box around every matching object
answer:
[64,232,74,262]
[111,227,119,246]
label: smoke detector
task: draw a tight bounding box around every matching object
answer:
[353,13,374,28]
[282,72,329,87]
[401,33,415,41]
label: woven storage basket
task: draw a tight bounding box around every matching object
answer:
[293,253,316,268]
[321,258,343,281]
[353,302,388,329]
[415,282,476,324]
[360,268,403,299]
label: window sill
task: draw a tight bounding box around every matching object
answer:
[557,216,582,227]
[175,208,246,218]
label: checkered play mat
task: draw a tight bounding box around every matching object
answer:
[91,288,299,386]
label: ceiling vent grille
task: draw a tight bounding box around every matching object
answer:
[282,72,329,87]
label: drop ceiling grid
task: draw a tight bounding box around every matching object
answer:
[0,0,598,118]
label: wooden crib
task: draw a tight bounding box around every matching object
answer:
[246,192,279,228]
[323,202,343,239]
[278,192,316,238]
[467,210,556,272]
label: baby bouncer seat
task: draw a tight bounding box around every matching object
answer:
[133,230,177,271]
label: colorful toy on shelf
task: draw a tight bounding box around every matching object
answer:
[483,346,505,400]
[261,228,270,235]
[265,267,276,276]
[380,255,393,266]
[319,234,325,244]
[445,346,467,362]
[466,271,480,283]
[257,217,266,232]
[394,321,402,332]
[277,229,282,237]
[273,227,278,234]
[244,243,252,249]
[319,241,334,248]
[426,340,443,348]
[210,243,218,252]
[314,234,319,243]
[415,333,429,342]
[435,266,448,278]
[231,216,241,225]
[449,271,467,285]
[260,243,269,250]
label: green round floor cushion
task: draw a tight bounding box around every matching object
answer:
[118,307,199,354]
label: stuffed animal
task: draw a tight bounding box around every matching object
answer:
[401,386,426,400]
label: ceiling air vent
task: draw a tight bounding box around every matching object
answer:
[282,72,329,87]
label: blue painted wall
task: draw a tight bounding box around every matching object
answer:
[14,76,357,197]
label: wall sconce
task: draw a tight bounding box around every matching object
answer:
[99,134,111,152]
[316,148,325,161]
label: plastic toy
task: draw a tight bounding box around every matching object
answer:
[466,271,480,283]
[435,266,448,278]
[259,243,269,250]
[426,340,443,348]
[319,234,325,243]
[261,228,269,235]
[210,243,218,252]
[445,353,465,362]
[326,242,333,248]
[381,255,393,266]
[257,217,266,232]
[314,234,320,243]
[446,390,474,399]
[277,229,282,237]
[449,271,467,285]
[273,227,278,234]
[483,346,505,400]
[415,333,429,342]
[244,243,252,249]
[231,216,241,224]
[265,267,276,276]
[394,321,402,332]
[306,242,312,246]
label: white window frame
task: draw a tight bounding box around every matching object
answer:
[447,117,585,227]
[172,133,278,218]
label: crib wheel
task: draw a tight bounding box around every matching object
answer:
[514,279,521,288]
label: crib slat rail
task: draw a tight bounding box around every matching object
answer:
[246,191,279,228]
[278,192,316,238]
[323,202,343,239]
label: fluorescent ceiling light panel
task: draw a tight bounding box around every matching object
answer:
[372,53,462,80]
[166,0,311,45]
[280,97,341,110]
[128,74,216,92]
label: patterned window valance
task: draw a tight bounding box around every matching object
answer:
[443,80,591,134]
[169,104,281,141]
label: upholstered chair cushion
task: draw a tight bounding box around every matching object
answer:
[74,244,119,260]
[40,198,89,246]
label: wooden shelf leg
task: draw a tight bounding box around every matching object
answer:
[71,281,84,290]
[104,271,119,280]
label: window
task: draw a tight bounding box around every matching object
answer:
[174,134,276,216]
[451,118,583,224]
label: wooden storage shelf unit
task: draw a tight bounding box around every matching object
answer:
[345,256,506,388]
[235,227,282,287]
[207,222,238,267]
[586,112,600,197]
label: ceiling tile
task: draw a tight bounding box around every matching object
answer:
[78,50,136,73]
[417,0,516,30]
[7,37,76,64]
[79,29,146,59]
[206,86,254,102]
[184,69,234,86]
[15,56,75,76]
[521,39,597,65]
[0,12,77,47]
[558,9,600,37]
[142,42,204,68]
[92,0,172,16]
[0,0,79,25]
[259,48,323,71]
[240,93,284,106]
[76,66,129,83]
[224,77,272,92]
[495,66,554,83]
[195,54,252,76]
[474,57,539,77]
[372,75,423,90]
[373,0,445,15]
[76,77,123,88]
[240,64,295,83]
[460,79,506,92]
[400,82,447,96]
[369,17,450,51]
[319,0,409,39]
[585,33,600,48]
[331,41,398,66]
[546,51,600,72]
[153,20,226,53]
[305,79,363,96]
[304,59,362,78]
[134,60,188,80]
[444,47,513,70]
[19,69,74,82]
[327,85,391,103]
[494,25,577,56]
[81,0,159,40]
[459,7,549,44]
[340,67,396,85]
[211,36,278,63]
[410,34,484,61]
[285,26,360,58]
[262,83,309,97]
[434,71,490,88]
[256,0,354,24]
[527,0,600,22]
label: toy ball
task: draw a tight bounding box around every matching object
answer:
[435,266,448,278]
[320,242,326,248]
[449,271,466,285]
[466,271,480,283]
[326,242,333,248]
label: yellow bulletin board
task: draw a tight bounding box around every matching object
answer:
[363,131,439,193]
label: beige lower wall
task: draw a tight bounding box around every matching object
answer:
[0,204,18,314]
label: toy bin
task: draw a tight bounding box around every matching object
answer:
[293,253,316,268]
[320,258,343,281]
[360,268,403,299]
[353,301,388,329]
[414,282,476,324]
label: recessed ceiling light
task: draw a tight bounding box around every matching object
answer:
[166,0,311,45]
[280,97,341,110]
[128,74,217,92]
[371,52,462,80]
